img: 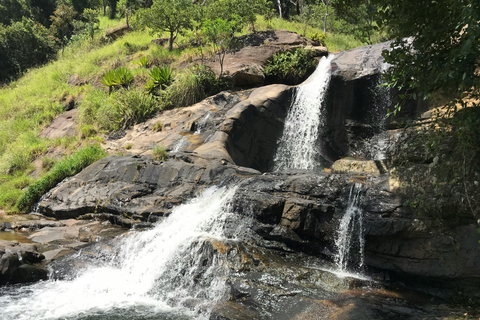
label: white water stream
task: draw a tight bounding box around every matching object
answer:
[334,183,365,272]
[273,55,334,171]
[0,187,238,320]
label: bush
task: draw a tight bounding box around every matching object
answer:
[100,67,134,93]
[162,64,222,109]
[310,32,326,46]
[264,48,317,85]
[14,145,107,213]
[145,65,174,94]
[152,145,168,161]
[0,174,32,211]
[0,18,57,82]
[100,89,160,131]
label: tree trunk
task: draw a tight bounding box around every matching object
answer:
[169,31,174,51]
[323,4,328,34]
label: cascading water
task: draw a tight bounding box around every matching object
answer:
[0,186,238,320]
[334,183,365,272]
[273,55,334,171]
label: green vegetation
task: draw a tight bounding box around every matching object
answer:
[145,65,174,94]
[100,67,134,93]
[14,145,107,213]
[152,144,168,161]
[0,0,389,213]
[264,48,317,84]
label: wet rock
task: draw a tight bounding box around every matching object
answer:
[0,240,47,284]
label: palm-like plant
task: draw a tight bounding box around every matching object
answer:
[100,67,134,94]
[145,65,174,94]
[133,56,149,68]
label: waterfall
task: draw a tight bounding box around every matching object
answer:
[273,55,334,171]
[334,183,365,272]
[0,187,238,320]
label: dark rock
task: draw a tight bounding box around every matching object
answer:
[0,240,47,285]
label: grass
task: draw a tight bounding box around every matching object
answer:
[14,145,107,213]
[152,145,168,161]
[252,16,367,52]
[0,12,381,213]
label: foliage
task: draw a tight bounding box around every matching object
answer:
[152,144,168,161]
[202,18,240,76]
[378,0,480,104]
[133,0,193,51]
[49,4,78,49]
[100,67,134,93]
[77,8,100,40]
[206,0,270,32]
[332,0,379,44]
[310,31,326,46]
[264,48,316,84]
[0,174,32,210]
[133,56,149,67]
[0,0,31,26]
[162,64,222,109]
[79,88,158,132]
[0,18,57,82]
[14,145,107,213]
[145,65,174,94]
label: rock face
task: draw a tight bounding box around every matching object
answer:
[0,240,47,285]
[22,37,480,309]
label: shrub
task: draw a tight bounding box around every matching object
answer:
[0,174,32,211]
[264,48,317,85]
[100,67,134,93]
[152,122,163,132]
[14,145,107,213]
[163,64,221,109]
[145,65,174,94]
[0,18,57,82]
[100,89,160,131]
[133,56,149,67]
[152,145,168,161]
[310,32,326,46]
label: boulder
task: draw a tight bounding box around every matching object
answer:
[331,41,392,82]
[0,240,47,284]
[40,108,78,140]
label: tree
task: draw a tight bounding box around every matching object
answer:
[0,18,57,82]
[80,8,99,40]
[320,0,332,34]
[0,0,31,26]
[332,0,378,43]
[376,0,480,102]
[202,18,239,77]
[133,0,193,51]
[50,4,78,50]
[108,0,119,18]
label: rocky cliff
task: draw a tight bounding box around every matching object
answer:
[2,40,479,318]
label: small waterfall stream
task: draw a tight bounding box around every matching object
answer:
[0,187,239,320]
[273,55,334,171]
[334,183,365,273]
